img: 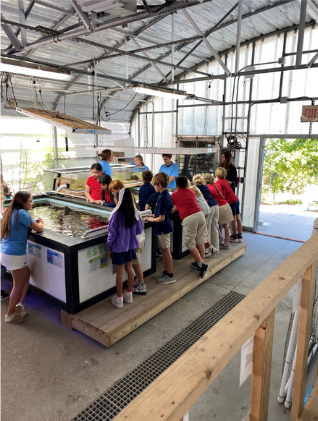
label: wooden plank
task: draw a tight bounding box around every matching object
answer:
[250,309,275,421]
[298,377,318,421]
[61,309,74,330]
[112,233,318,421]
[104,246,246,346]
[291,260,318,421]
[72,319,109,347]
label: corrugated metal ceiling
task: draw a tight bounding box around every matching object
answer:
[1,0,316,121]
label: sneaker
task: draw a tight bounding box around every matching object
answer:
[221,242,231,249]
[15,302,25,323]
[230,235,238,243]
[191,262,199,269]
[219,237,224,245]
[5,313,15,323]
[1,291,10,300]
[132,282,147,295]
[237,234,243,243]
[111,295,123,308]
[205,246,218,257]
[154,272,166,280]
[198,263,208,279]
[123,291,133,303]
[157,275,176,285]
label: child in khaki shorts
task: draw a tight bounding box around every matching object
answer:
[171,176,209,279]
[145,172,175,285]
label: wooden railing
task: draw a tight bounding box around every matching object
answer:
[113,232,318,421]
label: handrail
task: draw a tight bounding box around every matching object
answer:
[81,225,108,239]
[113,232,318,421]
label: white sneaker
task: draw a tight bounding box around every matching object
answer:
[123,291,133,304]
[205,246,218,256]
[5,313,15,323]
[111,295,123,308]
[219,237,224,245]
[15,302,25,323]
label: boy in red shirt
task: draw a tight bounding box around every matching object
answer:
[215,167,243,243]
[171,176,208,279]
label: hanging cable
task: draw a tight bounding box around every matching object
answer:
[104,92,137,121]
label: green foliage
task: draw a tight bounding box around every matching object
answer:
[280,199,303,205]
[262,138,318,200]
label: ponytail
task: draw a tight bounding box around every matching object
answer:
[1,191,32,239]
[203,173,225,199]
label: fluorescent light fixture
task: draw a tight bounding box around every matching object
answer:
[0,58,71,80]
[132,84,188,100]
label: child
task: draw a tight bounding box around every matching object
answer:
[204,173,233,249]
[171,176,208,279]
[139,170,155,211]
[145,172,175,284]
[109,179,125,195]
[98,149,114,176]
[1,191,43,322]
[85,163,103,203]
[131,207,147,295]
[98,174,116,208]
[215,167,243,243]
[193,174,219,254]
[145,192,159,212]
[106,188,143,308]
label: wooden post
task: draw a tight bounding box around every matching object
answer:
[291,260,318,421]
[250,309,275,421]
[61,310,74,330]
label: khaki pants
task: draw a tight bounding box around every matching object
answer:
[182,211,207,250]
[132,240,145,265]
[158,233,171,249]
[210,205,219,251]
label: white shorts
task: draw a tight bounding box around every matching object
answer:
[0,254,28,271]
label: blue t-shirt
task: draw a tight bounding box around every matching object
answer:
[139,182,156,211]
[154,190,173,235]
[130,162,150,170]
[146,192,159,212]
[98,160,112,177]
[159,162,179,189]
[197,185,217,207]
[1,209,34,256]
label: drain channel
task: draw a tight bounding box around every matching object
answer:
[72,291,245,421]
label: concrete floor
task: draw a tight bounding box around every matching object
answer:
[259,204,317,241]
[1,232,317,421]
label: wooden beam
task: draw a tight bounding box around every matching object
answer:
[113,234,318,421]
[291,259,318,421]
[250,309,275,421]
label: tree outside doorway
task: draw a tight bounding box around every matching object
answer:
[259,138,318,241]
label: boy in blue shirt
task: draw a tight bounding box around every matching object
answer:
[138,170,155,211]
[145,172,175,284]
[159,154,179,189]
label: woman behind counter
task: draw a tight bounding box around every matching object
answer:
[1,191,43,323]
[220,150,238,193]
[98,149,114,176]
[124,155,149,170]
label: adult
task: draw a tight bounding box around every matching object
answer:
[124,155,149,170]
[220,150,238,193]
[159,154,179,189]
[85,163,103,203]
[1,191,43,323]
[98,149,114,176]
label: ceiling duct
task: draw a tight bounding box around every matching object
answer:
[77,0,137,17]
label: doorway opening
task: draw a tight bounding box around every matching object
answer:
[256,137,318,242]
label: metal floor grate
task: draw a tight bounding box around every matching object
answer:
[72,291,245,421]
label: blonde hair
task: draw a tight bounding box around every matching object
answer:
[203,173,225,198]
[192,174,204,185]
[98,149,112,161]
[109,179,125,192]
[189,185,203,198]
[187,179,191,188]
[215,167,227,179]
[152,172,169,188]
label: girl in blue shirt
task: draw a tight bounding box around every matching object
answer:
[98,149,114,176]
[1,191,43,323]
